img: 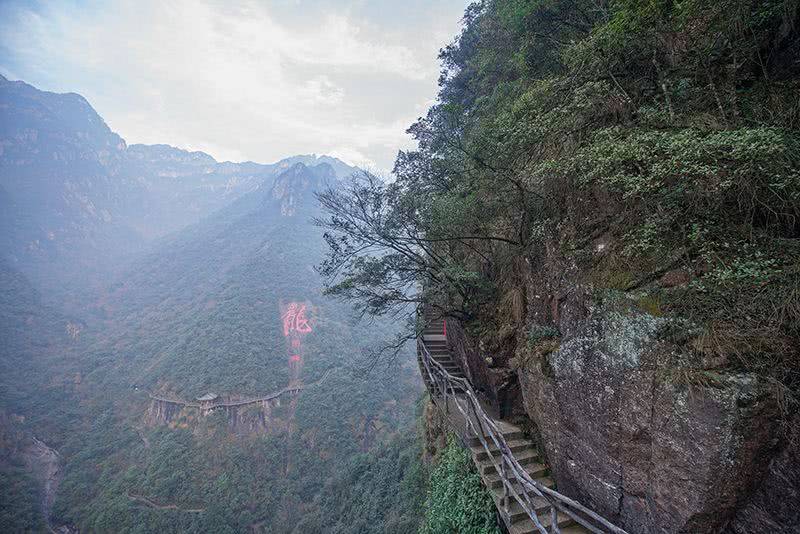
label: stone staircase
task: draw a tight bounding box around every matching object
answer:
[419,316,588,534]
[418,317,466,390]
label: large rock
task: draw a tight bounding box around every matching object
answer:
[517,294,785,533]
[446,317,525,419]
[726,414,800,533]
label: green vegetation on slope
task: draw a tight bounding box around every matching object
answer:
[1,160,424,532]
[0,465,43,532]
[419,435,500,534]
[319,0,800,404]
[293,428,427,534]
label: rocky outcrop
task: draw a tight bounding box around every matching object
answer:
[421,397,448,464]
[269,162,336,216]
[145,394,296,435]
[444,257,795,533]
[22,437,63,532]
[516,294,784,533]
[726,414,800,533]
[446,318,525,420]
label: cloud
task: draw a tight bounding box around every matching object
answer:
[0,0,468,171]
[328,147,377,171]
[300,76,345,106]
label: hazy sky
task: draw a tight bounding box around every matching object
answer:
[0,0,469,171]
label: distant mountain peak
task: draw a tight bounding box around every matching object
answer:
[269,162,336,216]
[274,154,358,180]
[127,143,217,166]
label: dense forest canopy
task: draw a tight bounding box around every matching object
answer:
[319,0,800,400]
[0,75,428,532]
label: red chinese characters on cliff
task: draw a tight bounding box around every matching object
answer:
[281,302,313,380]
[282,303,312,337]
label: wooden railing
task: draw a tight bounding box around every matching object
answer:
[418,335,629,534]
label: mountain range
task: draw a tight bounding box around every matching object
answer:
[0,74,358,303]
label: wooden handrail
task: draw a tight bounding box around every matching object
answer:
[147,369,334,409]
[418,324,629,534]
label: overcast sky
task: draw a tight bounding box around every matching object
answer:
[0,0,469,171]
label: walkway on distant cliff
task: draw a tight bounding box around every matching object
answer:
[148,368,334,409]
[127,493,205,513]
[418,313,628,534]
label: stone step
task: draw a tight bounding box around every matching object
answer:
[508,510,580,534]
[417,356,459,368]
[419,346,449,354]
[425,355,451,361]
[488,489,550,523]
[420,372,466,383]
[468,429,524,445]
[477,448,541,474]
[482,462,548,488]
[425,355,454,362]
[471,438,530,460]
[419,369,465,381]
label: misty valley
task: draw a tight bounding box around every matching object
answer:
[0,75,424,533]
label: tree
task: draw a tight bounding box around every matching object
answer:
[315,170,520,342]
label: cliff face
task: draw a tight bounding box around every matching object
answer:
[518,296,782,533]
[445,253,796,533]
[144,394,297,436]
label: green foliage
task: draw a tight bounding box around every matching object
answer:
[2,166,426,533]
[300,430,427,534]
[0,465,45,532]
[418,435,500,534]
[365,0,800,398]
[526,324,560,346]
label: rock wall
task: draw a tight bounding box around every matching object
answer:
[450,245,795,532]
[516,294,784,533]
[446,318,525,419]
[421,398,448,464]
[726,414,800,533]
[144,396,294,436]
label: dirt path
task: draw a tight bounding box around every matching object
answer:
[127,493,205,513]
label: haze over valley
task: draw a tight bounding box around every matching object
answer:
[0,74,422,533]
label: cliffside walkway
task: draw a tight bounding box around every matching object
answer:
[418,314,628,534]
[127,493,205,513]
[148,368,334,409]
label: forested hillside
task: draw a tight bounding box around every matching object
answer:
[0,79,424,533]
[324,0,799,378]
